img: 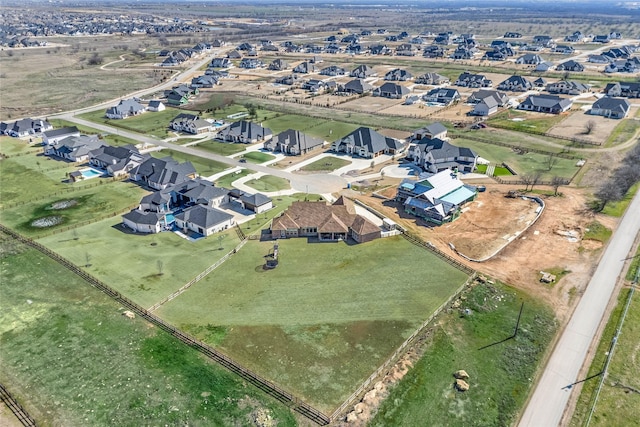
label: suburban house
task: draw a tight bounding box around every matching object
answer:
[332,127,407,158]
[45,135,104,162]
[350,65,376,78]
[339,79,373,95]
[396,43,417,56]
[129,156,196,190]
[42,126,80,146]
[1,118,52,137]
[218,121,272,144]
[565,31,585,42]
[454,72,492,88]
[293,61,317,73]
[504,32,522,38]
[468,89,509,106]
[369,44,391,55]
[533,35,555,48]
[384,68,413,81]
[422,45,445,58]
[211,57,232,68]
[319,65,346,76]
[604,82,640,98]
[236,192,273,214]
[554,45,575,55]
[410,122,448,141]
[546,80,590,95]
[396,169,478,225]
[89,145,147,177]
[533,77,547,88]
[147,100,166,112]
[263,129,324,155]
[590,97,631,119]
[190,75,219,88]
[450,46,475,60]
[516,54,543,65]
[175,205,235,237]
[105,99,146,119]
[588,54,610,64]
[268,59,289,71]
[556,60,584,72]
[415,73,449,85]
[169,113,213,134]
[275,74,301,85]
[122,210,165,234]
[422,88,460,105]
[497,75,532,92]
[605,58,640,74]
[482,50,509,61]
[593,34,611,43]
[239,58,264,69]
[535,61,554,72]
[373,82,410,99]
[173,178,230,208]
[518,94,573,114]
[270,197,381,243]
[407,138,478,173]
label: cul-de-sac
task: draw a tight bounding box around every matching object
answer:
[1,1,639,426]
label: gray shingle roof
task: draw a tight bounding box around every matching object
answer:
[175,205,233,229]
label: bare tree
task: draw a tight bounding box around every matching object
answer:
[521,173,534,191]
[584,120,596,135]
[546,153,559,171]
[529,172,542,191]
[550,176,565,196]
[594,183,623,212]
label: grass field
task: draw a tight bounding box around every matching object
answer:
[475,164,513,176]
[627,246,640,281]
[0,136,41,157]
[300,156,351,172]
[244,175,290,192]
[156,236,470,411]
[601,183,639,217]
[241,151,276,164]
[303,121,360,142]
[48,119,140,147]
[453,137,580,179]
[0,233,296,426]
[487,110,566,134]
[570,288,640,427]
[150,149,229,177]
[38,216,241,309]
[583,220,612,243]
[79,108,182,138]
[195,140,246,156]
[604,119,640,148]
[370,281,557,427]
[214,169,253,188]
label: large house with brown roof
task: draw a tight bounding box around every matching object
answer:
[270,197,380,243]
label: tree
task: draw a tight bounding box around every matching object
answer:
[546,153,559,171]
[595,183,623,212]
[584,120,596,135]
[520,173,534,191]
[529,172,542,191]
[370,160,375,170]
[550,176,565,196]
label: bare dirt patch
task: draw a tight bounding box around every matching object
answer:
[547,108,626,144]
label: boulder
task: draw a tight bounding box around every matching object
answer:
[362,389,377,403]
[346,411,358,423]
[454,370,469,380]
[455,379,469,391]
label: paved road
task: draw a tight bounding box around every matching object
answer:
[519,188,640,427]
[60,116,347,195]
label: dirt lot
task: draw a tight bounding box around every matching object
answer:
[355,183,615,322]
[547,107,639,143]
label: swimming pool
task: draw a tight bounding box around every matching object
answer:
[80,168,103,179]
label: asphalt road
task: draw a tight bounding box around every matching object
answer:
[519,189,640,427]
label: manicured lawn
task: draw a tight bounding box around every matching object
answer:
[300,156,351,172]
[453,137,580,180]
[487,110,566,134]
[195,140,246,156]
[370,281,556,427]
[570,288,640,427]
[304,121,360,142]
[583,220,612,243]
[0,233,296,426]
[261,113,321,135]
[214,168,253,189]
[1,181,147,237]
[240,151,275,164]
[0,136,41,157]
[150,149,229,177]
[79,108,182,138]
[157,236,470,411]
[38,216,241,309]
[244,175,290,192]
[601,182,639,217]
[475,164,513,177]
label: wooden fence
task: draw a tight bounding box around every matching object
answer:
[0,225,330,426]
[450,132,580,159]
[0,383,37,427]
[487,122,602,146]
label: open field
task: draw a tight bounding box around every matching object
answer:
[0,136,41,157]
[79,107,183,138]
[370,281,556,427]
[570,287,640,427]
[605,118,640,148]
[157,236,470,411]
[0,232,296,426]
[244,175,290,192]
[38,216,241,309]
[0,181,148,237]
[547,109,632,145]
[487,110,568,134]
[150,149,229,176]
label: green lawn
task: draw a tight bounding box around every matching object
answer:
[0,136,41,157]
[601,183,639,217]
[79,108,182,138]
[475,164,513,177]
[605,119,640,148]
[583,220,612,243]
[215,169,253,189]
[370,281,557,427]
[157,236,470,411]
[38,216,241,309]
[241,151,276,164]
[626,246,640,281]
[195,140,246,156]
[0,181,147,238]
[151,149,229,177]
[453,137,580,180]
[304,121,360,142]
[570,288,640,427]
[48,119,140,147]
[0,233,296,426]
[244,175,290,192]
[300,156,351,172]
[487,110,566,134]
[262,113,323,135]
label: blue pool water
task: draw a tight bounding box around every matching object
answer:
[80,168,102,178]
[165,214,175,223]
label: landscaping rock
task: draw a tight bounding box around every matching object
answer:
[374,381,385,392]
[122,310,135,319]
[354,402,366,414]
[362,389,376,404]
[346,411,358,423]
[252,408,274,427]
[454,370,469,380]
[455,379,470,391]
